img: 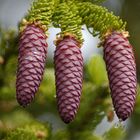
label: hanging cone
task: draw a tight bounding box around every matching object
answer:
[54,36,83,123]
[103,31,137,121]
[16,24,48,107]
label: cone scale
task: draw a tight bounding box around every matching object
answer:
[54,36,83,123]
[103,31,137,121]
[16,24,48,107]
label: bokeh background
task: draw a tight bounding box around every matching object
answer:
[0,0,140,140]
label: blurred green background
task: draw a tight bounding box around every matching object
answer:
[0,0,140,140]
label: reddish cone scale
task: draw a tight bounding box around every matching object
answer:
[103,31,137,121]
[54,36,83,123]
[16,24,48,107]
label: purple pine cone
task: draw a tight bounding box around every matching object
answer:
[54,36,83,123]
[16,24,48,107]
[103,31,137,121]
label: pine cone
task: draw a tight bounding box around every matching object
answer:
[54,36,83,123]
[103,31,137,121]
[16,24,48,107]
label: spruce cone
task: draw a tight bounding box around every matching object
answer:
[54,36,83,123]
[16,24,48,107]
[103,31,137,121]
